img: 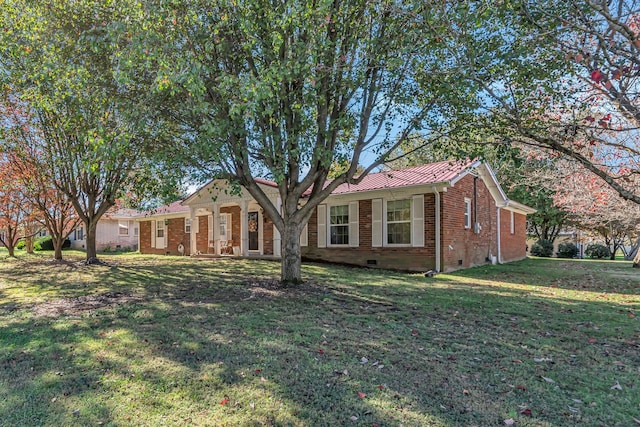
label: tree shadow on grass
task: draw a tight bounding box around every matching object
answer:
[1,257,638,426]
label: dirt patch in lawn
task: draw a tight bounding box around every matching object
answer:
[32,292,142,318]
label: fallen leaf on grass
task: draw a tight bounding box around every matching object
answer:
[632,416,640,425]
[541,376,555,384]
[533,357,552,362]
[610,380,622,390]
[462,389,470,395]
[360,357,368,364]
[504,418,515,425]
[349,415,358,421]
[411,329,419,336]
[588,338,596,343]
[516,385,527,391]
[220,398,229,405]
[521,408,532,416]
[358,392,367,398]
[377,384,385,390]
[512,359,523,364]
[318,349,325,355]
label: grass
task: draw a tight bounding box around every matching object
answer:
[0,250,639,426]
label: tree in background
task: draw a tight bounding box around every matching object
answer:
[0,155,41,257]
[554,167,640,260]
[0,1,169,263]
[449,0,640,204]
[128,0,477,283]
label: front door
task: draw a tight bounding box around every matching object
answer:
[248,211,259,251]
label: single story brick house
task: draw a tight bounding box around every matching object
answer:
[136,160,535,272]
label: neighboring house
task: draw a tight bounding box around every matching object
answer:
[137,160,535,272]
[69,208,140,251]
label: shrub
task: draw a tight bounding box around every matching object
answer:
[530,239,554,257]
[34,236,71,251]
[557,242,579,259]
[15,239,25,250]
[585,244,611,259]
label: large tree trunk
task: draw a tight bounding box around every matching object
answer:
[25,236,35,254]
[6,244,15,257]
[52,235,64,260]
[280,222,303,285]
[633,249,640,268]
[85,220,99,262]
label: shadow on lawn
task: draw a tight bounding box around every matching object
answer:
[1,258,638,426]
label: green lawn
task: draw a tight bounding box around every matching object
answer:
[1,251,638,426]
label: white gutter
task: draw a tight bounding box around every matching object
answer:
[496,206,502,264]
[433,188,441,272]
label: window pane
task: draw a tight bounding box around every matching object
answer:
[330,225,349,245]
[388,222,411,244]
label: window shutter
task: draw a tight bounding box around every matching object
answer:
[372,198,383,247]
[349,201,359,247]
[317,204,327,248]
[151,220,156,248]
[412,195,425,247]
[300,222,308,247]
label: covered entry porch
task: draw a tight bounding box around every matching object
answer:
[183,180,283,258]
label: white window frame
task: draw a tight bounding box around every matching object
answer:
[185,218,192,234]
[384,199,412,246]
[134,226,139,236]
[118,221,129,236]
[510,211,515,234]
[76,227,84,241]
[328,204,350,246]
[156,221,165,239]
[464,198,472,229]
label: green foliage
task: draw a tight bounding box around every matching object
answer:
[34,236,70,251]
[556,242,578,259]
[530,239,553,257]
[585,244,611,260]
[15,239,25,250]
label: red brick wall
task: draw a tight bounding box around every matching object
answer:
[303,197,438,272]
[500,209,527,262]
[139,220,152,254]
[139,218,191,256]
[196,215,210,254]
[263,214,274,255]
[220,206,241,247]
[441,175,498,271]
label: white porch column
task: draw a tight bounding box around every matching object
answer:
[189,207,198,255]
[212,204,220,255]
[273,197,282,257]
[240,200,248,256]
[258,209,264,255]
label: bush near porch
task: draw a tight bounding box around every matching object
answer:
[0,251,638,426]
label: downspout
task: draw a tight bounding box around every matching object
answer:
[496,206,502,263]
[434,188,441,272]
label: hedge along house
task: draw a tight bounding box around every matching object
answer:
[137,159,535,272]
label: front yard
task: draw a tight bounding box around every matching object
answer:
[0,251,638,426]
